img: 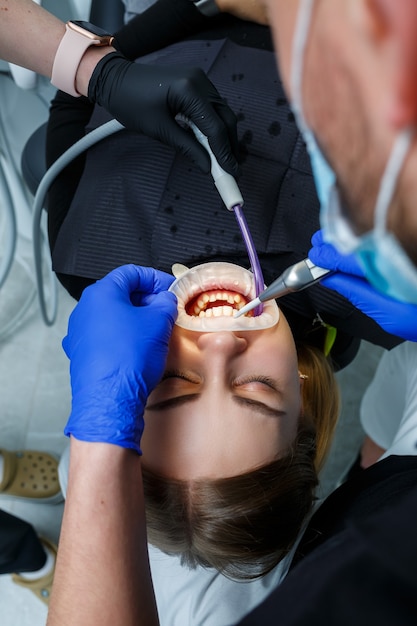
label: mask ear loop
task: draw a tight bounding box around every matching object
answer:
[374,128,413,236]
[290,0,315,132]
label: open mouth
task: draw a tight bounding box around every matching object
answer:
[185,289,250,318]
[169,262,279,332]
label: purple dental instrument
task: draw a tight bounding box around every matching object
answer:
[182,117,265,315]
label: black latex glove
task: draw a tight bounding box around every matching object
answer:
[88,51,239,176]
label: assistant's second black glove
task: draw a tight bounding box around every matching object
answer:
[88,52,239,176]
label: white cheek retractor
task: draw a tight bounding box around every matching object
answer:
[169,262,279,332]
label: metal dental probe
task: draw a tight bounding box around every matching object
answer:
[234,258,332,318]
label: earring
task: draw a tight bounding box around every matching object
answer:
[298,371,309,380]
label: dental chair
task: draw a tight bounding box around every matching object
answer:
[20,1,363,373]
[20,0,125,325]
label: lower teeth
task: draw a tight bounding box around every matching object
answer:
[197,305,235,318]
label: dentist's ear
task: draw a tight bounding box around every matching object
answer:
[364,0,417,127]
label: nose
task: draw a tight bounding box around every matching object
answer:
[197,331,248,356]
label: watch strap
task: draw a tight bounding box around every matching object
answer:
[51,24,102,97]
[193,0,220,18]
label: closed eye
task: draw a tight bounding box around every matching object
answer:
[161,370,201,384]
[233,375,279,391]
[232,395,286,418]
[232,375,284,417]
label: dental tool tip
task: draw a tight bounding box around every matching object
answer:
[234,297,261,318]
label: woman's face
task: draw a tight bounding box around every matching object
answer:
[141,263,302,480]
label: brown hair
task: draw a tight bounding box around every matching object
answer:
[297,342,340,471]
[142,343,339,580]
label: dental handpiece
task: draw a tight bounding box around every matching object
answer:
[234,258,332,318]
[178,115,243,211]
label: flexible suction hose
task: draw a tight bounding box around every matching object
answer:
[32,119,124,325]
[0,155,17,290]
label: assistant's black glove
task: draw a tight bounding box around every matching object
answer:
[88,52,239,176]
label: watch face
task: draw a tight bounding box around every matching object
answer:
[70,20,112,39]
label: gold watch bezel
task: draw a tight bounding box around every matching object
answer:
[67,21,114,47]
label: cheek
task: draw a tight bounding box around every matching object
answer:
[265,1,298,97]
[255,322,299,378]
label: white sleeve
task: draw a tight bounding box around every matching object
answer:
[360,342,417,457]
[148,544,290,626]
[60,444,291,626]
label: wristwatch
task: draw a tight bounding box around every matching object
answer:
[191,0,220,17]
[51,20,114,98]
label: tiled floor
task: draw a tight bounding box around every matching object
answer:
[0,258,75,625]
[0,2,85,621]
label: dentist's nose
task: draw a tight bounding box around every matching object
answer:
[197,332,248,355]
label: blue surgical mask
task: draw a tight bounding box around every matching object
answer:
[291,0,417,304]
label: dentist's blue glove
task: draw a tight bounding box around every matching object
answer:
[63,265,177,454]
[308,230,417,342]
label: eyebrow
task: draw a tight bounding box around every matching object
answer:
[146,393,285,418]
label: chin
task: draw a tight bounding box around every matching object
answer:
[169,262,279,332]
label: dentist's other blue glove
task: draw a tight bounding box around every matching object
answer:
[308,230,417,342]
[63,265,177,454]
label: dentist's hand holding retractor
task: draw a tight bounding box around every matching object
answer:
[63,265,177,454]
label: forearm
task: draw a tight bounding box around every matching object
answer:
[0,0,64,75]
[0,0,114,97]
[213,0,268,25]
[47,439,159,626]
